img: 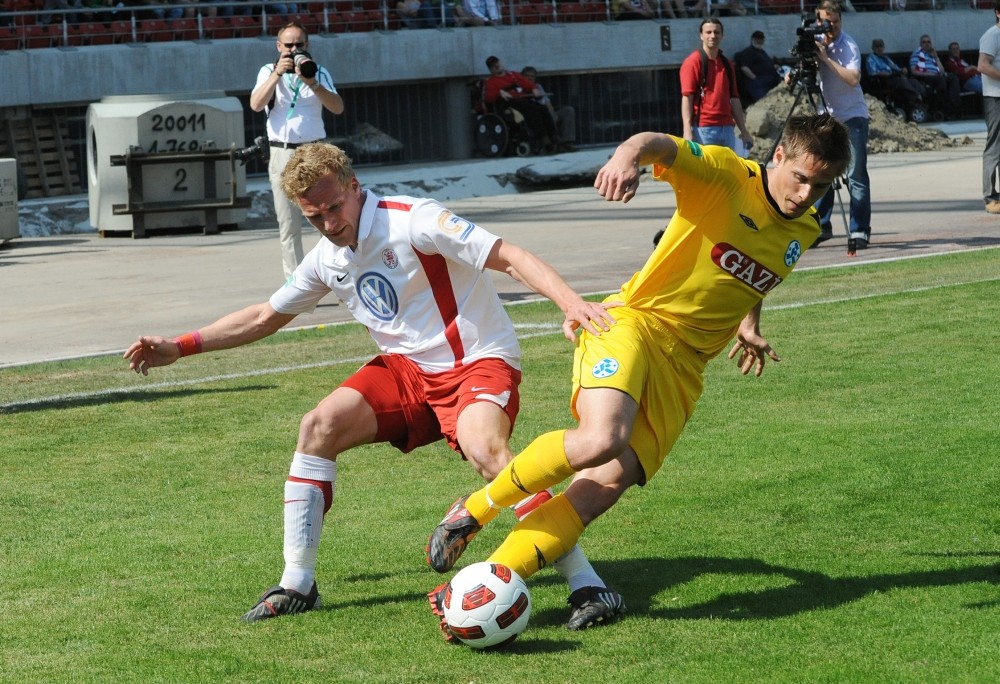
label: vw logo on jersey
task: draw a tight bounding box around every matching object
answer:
[592,358,620,379]
[784,239,802,267]
[357,272,399,321]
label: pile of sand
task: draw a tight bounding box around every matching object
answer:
[744,86,973,163]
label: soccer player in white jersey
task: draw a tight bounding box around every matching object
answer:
[123,143,623,630]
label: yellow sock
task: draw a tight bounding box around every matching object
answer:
[465,430,576,522]
[487,494,584,580]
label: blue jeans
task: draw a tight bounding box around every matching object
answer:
[692,125,736,150]
[815,116,871,239]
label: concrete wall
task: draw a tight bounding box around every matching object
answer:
[1,10,994,109]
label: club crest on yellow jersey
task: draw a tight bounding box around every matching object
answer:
[592,358,620,379]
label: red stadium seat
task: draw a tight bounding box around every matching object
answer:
[229,14,261,38]
[138,19,171,42]
[22,23,59,49]
[172,17,200,41]
[201,16,234,40]
[109,19,135,44]
[0,26,20,52]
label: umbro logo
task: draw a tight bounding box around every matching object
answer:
[739,214,758,231]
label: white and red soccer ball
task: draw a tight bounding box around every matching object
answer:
[442,562,532,649]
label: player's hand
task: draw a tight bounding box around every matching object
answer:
[561,301,620,343]
[123,335,181,376]
[594,154,641,204]
[727,329,780,377]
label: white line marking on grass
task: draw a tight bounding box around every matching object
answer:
[3,251,998,413]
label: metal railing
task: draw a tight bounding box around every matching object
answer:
[9,0,981,50]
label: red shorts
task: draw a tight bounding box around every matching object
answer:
[340,355,522,455]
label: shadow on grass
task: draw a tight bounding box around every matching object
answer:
[0,385,277,415]
[565,555,1000,622]
[334,553,999,627]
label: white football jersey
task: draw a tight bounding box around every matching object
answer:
[269,192,521,373]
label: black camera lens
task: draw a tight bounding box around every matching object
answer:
[292,50,318,79]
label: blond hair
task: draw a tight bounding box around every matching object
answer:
[280,143,356,200]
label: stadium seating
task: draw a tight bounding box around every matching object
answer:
[201,16,235,40]
[0,26,19,52]
[21,23,60,49]
[110,19,135,44]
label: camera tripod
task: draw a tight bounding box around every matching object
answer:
[766,67,859,256]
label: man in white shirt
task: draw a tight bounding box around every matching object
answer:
[123,142,624,631]
[251,22,344,279]
[979,3,1000,214]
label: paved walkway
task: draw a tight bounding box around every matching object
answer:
[2,124,998,368]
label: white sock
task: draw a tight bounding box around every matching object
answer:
[553,545,606,593]
[279,452,336,594]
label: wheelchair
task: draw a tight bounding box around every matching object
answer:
[469,81,546,158]
[861,65,931,124]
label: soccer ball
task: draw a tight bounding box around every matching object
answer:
[442,562,532,649]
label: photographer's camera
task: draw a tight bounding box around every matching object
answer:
[288,49,318,79]
[235,136,269,165]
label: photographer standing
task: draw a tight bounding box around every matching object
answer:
[811,1,871,250]
[251,22,345,278]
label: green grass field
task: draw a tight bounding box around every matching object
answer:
[2,249,998,683]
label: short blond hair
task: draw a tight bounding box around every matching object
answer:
[280,143,356,200]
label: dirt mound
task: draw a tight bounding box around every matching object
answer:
[744,86,973,163]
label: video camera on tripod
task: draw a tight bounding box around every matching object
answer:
[789,14,833,85]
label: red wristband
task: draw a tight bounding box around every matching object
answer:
[174,331,203,357]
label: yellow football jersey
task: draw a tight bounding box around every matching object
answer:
[616,138,821,359]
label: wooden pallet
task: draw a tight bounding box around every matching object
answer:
[0,113,82,199]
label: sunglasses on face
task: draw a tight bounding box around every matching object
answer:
[282,41,305,48]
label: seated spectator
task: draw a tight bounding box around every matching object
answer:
[910,34,961,116]
[483,55,570,153]
[713,0,748,16]
[866,38,927,110]
[678,0,706,16]
[735,30,781,105]
[521,65,576,146]
[612,0,655,20]
[261,1,299,18]
[220,1,255,17]
[396,0,436,28]
[461,0,500,25]
[39,0,83,25]
[80,0,124,24]
[944,42,983,95]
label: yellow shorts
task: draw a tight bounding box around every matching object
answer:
[571,306,706,483]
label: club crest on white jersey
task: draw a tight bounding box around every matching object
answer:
[357,271,399,321]
[382,249,399,269]
[592,358,620,378]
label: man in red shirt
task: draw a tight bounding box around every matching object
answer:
[944,41,983,95]
[483,55,569,152]
[679,18,753,152]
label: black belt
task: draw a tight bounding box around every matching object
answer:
[269,140,315,149]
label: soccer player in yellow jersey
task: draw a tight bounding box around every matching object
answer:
[426,114,852,635]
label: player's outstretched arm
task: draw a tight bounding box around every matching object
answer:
[486,240,617,342]
[124,302,296,376]
[594,132,678,204]
[728,301,781,377]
